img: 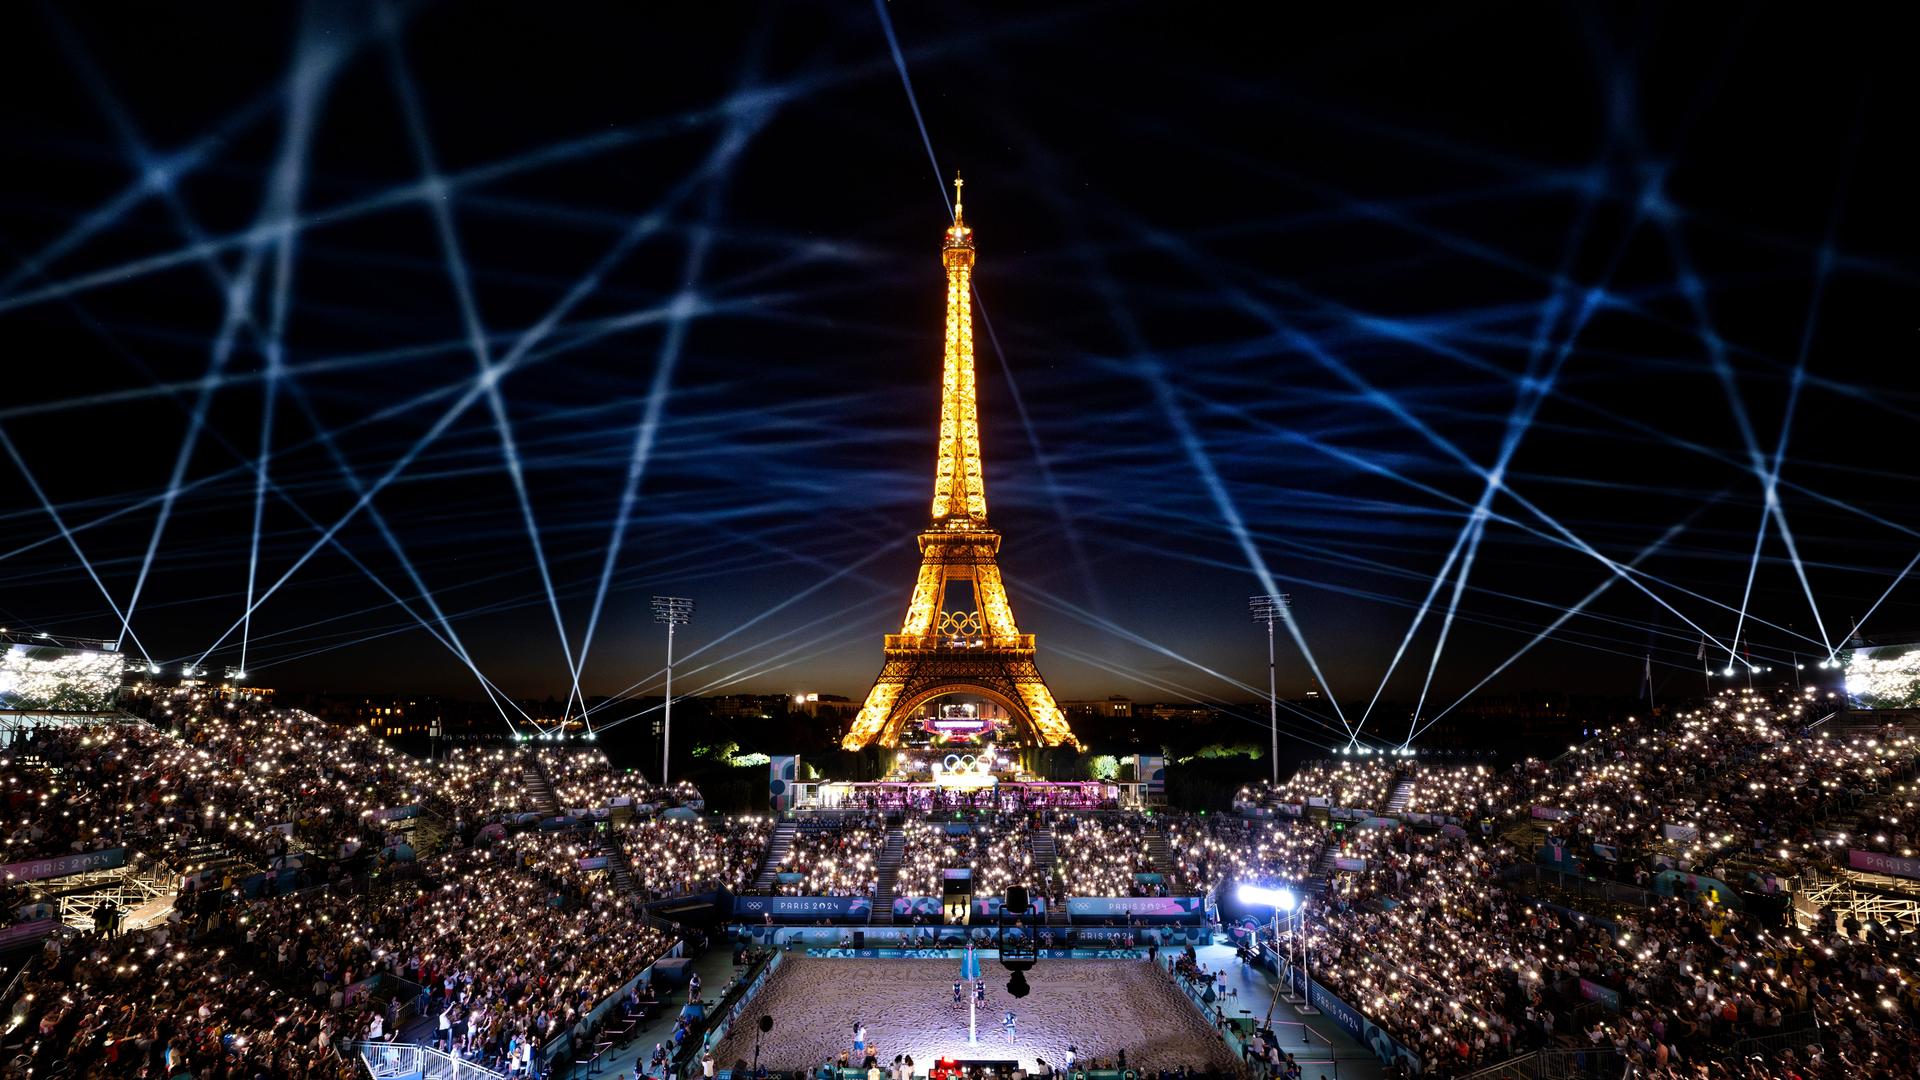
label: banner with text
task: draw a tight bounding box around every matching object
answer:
[1578,978,1622,1012]
[1065,896,1202,921]
[732,895,873,922]
[1306,973,1424,1074]
[1850,849,1920,880]
[0,847,125,882]
[1072,925,1208,945]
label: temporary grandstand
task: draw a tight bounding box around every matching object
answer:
[0,685,1911,1079]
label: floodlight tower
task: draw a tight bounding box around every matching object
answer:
[1249,594,1290,785]
[652,596,694,785]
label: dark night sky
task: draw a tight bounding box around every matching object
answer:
[0,3,1915,749]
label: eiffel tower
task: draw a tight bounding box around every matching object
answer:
[841,177,1079,751]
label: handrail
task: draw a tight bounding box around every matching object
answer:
[0,958,33,1015]
[352,1040,512,1079]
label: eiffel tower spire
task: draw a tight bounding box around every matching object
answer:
[932,171,986,525]
[842,181,1078,752]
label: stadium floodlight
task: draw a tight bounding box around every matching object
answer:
[1236,883,1297,911]
[1248,595,1290,785]
[652,596,694,785]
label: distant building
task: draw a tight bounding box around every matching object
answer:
[789,692,854,718]
[357,696,428,737]
[1058,696,1134,720]
[1141,702,1217,725]
[709,694,785,720]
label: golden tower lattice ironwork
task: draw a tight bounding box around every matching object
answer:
[842,177,1079,751]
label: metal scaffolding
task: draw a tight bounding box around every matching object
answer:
[1795,869,1920,934]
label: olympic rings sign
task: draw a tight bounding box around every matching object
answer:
[933,752,996,789]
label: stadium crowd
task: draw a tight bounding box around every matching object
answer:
[1244,760,1398,815]
[1512,690,1918,880]
[1049,814,1161,900]
[773,817,885,897]
[1234,688,1920,1079]
[8,682,1918,1079]
[0,704,715,1078]
[619,816,773,897]
[895,815,1033,900]
[1169,815,1326,893]
[1,720,159,861]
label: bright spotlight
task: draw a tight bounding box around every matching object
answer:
[1237,883,1297,911]
[1723,667,1736,676]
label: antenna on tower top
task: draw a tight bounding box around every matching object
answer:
[953,171,965,224]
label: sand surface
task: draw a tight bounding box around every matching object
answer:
[713,956,1243,1074]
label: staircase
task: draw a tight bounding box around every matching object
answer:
[1304,840,1340,898]
[1028,829,1069,924]
[752,820,798,891]
[1029,827,1057,879]
[1144,826,1175,878]
[522,761,560,817]
[1386,776,1415,815]
[600,830,639,896]
[873,825,906,915]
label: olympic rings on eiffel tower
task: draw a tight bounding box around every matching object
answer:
[938,610,985,637]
